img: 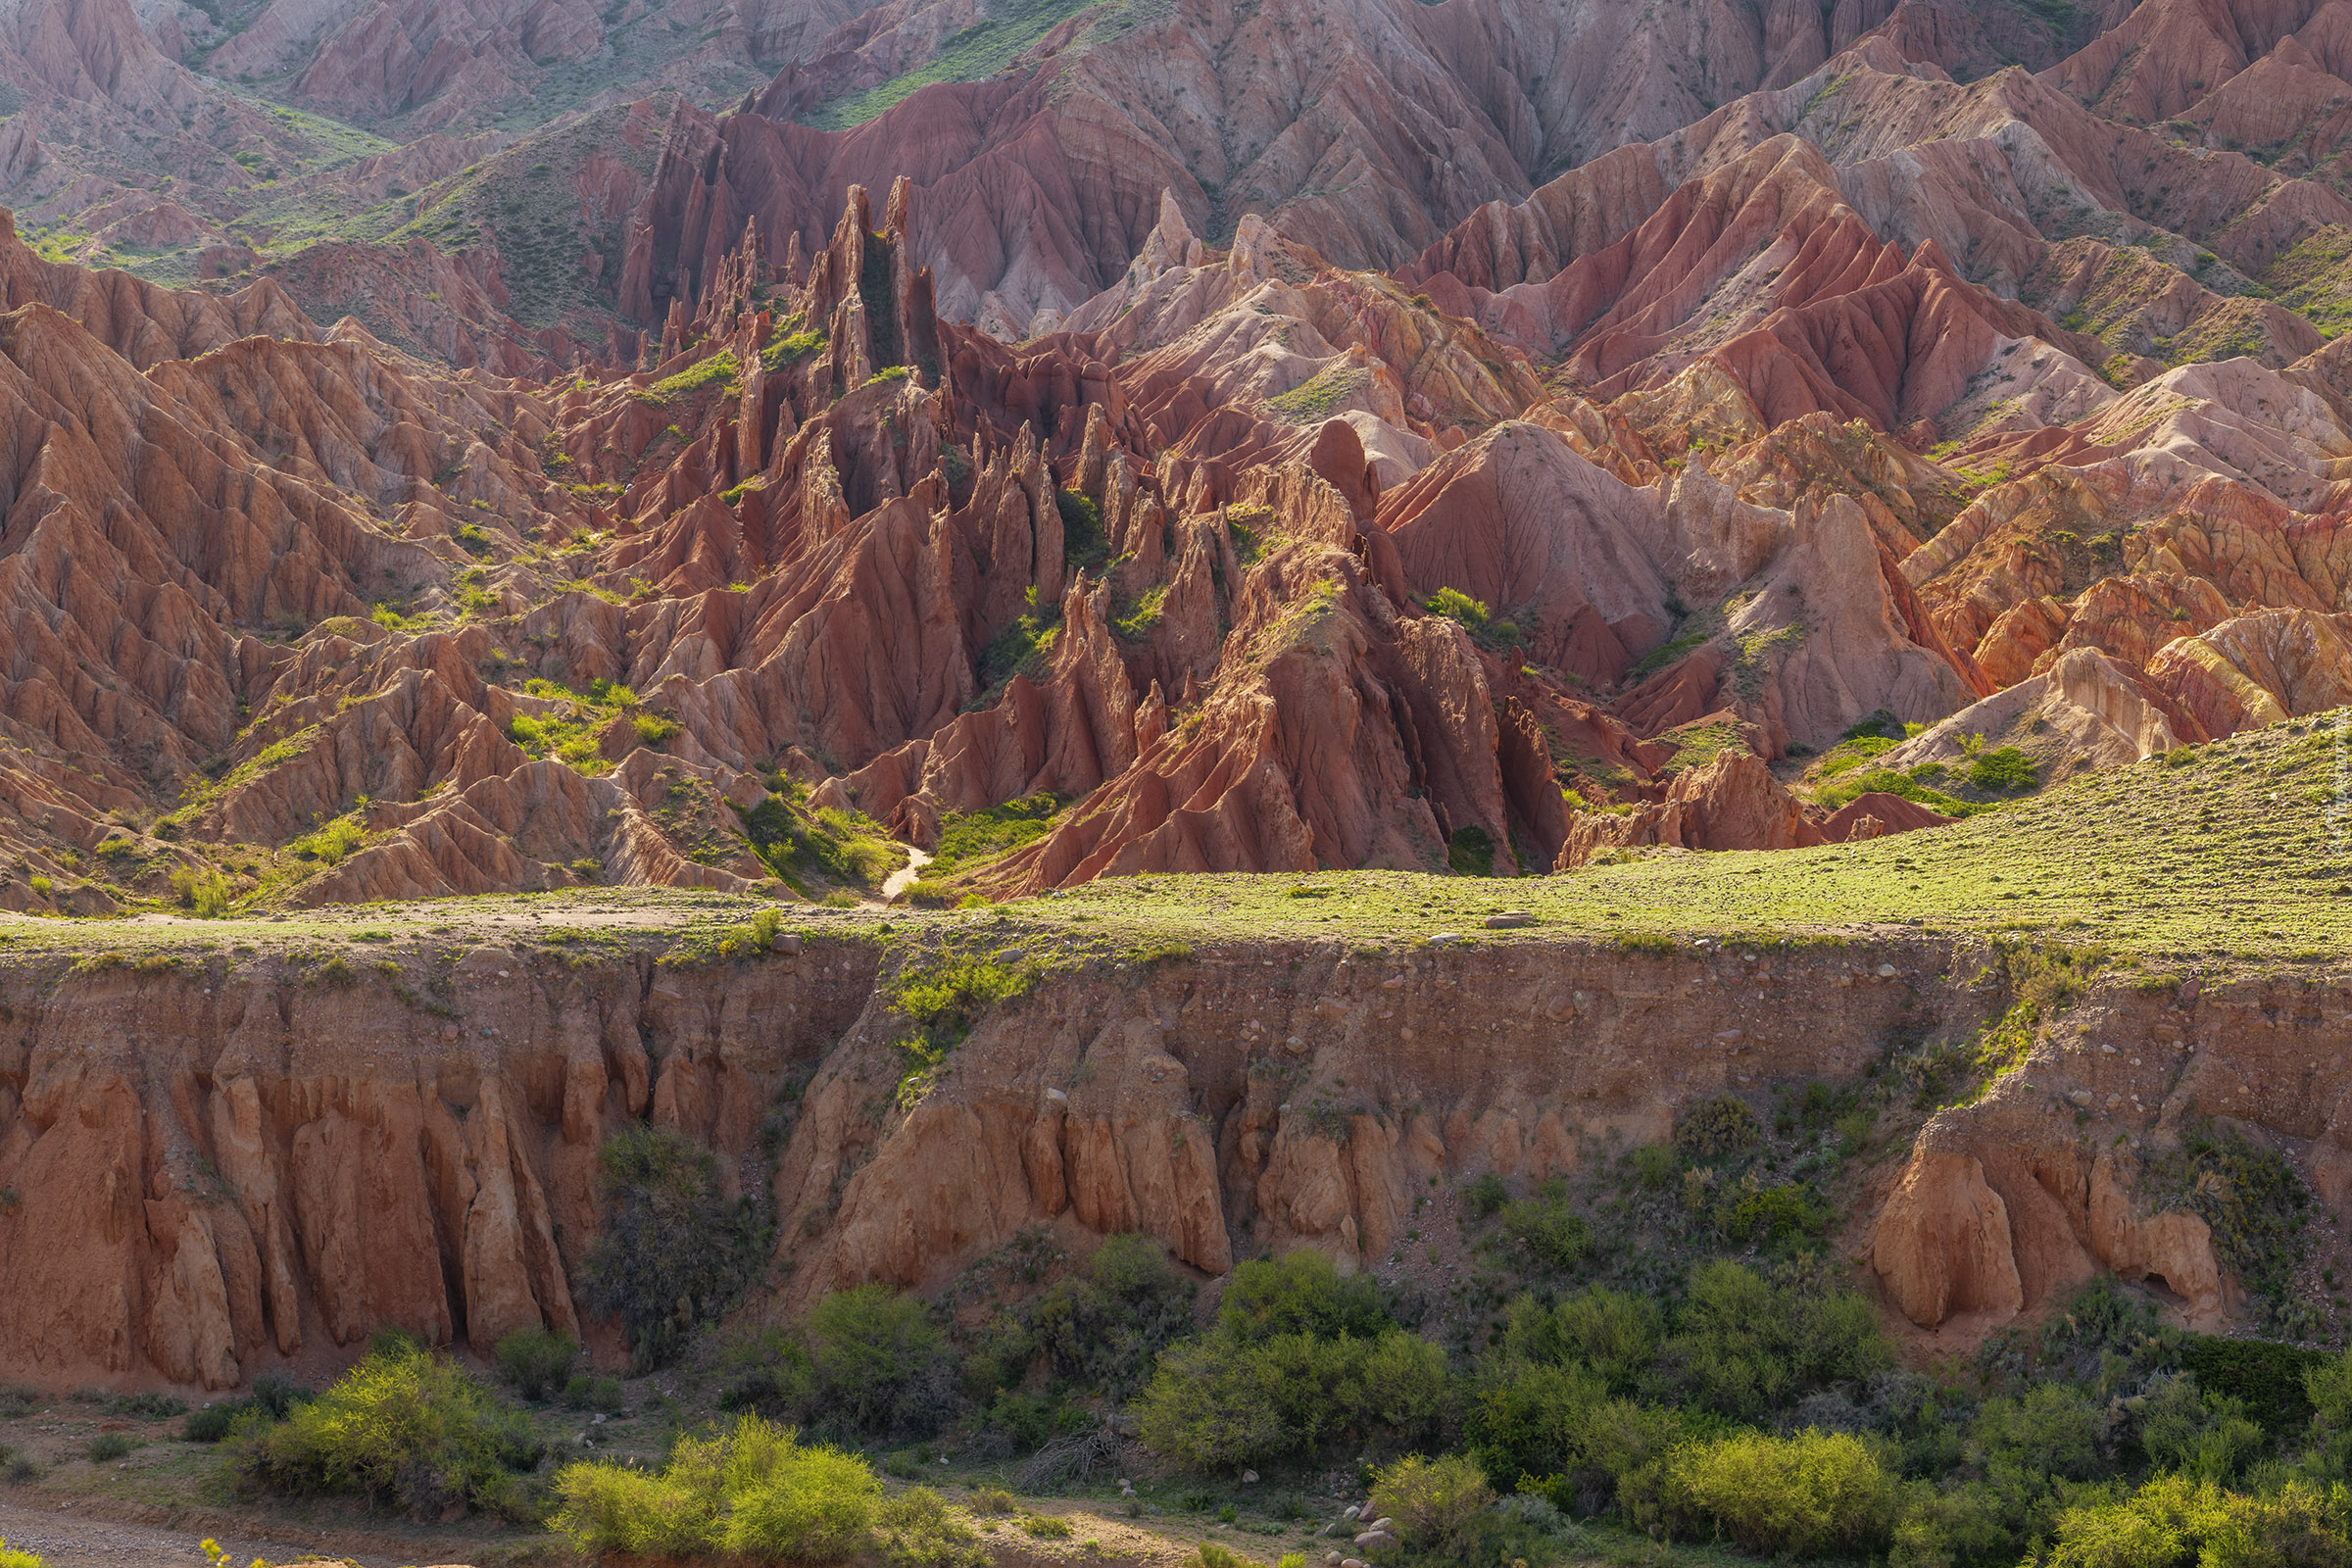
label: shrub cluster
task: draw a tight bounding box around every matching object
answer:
[1133,1251,1447,1471]
[722,1284,959,1442]
[963,1232,1198,1408]
[184,1375,304,1442]
[494,1326,580,1401]
[552,1415,981,1566]
[224,1335,543,1521]
[578,1124,771,1370]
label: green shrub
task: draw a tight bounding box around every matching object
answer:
[1628,1142,1680,1188]
[103,1392,185,1420]
[1654,1260,1889,1422]
[2129,1374,2264,1484]
[1134,1326,1447,1471]
[891,953,1039,1049]
[169,864,234,916]
[227,1338,541,1520]
[2042,1473,2352,1568]
[1675,1096,1762,1159]
[1660,1429,1898,1557]
[86,1432,132,1462]
[1498,1179,1592,1268]
[1131,1336,1288,1470]
[2182,1336,2329,1435]
[183,1375,304,1443]
[291,815,366,866]
[871,1486,986,1566]
[2309,1346,2352,1431]
[1464,1171,1510,1218]
[1447,823,1495,876]
[1020,1232,1197,1396]
[1425,587,1522,648]
[805,1286,957,1439]
[725,1286,957,1441]
[184,1403,245,1443]
[2144,1121,2314,1318]
[577,1123,770,1370]
[1974,1382,2106,1482]
[495,1326,580,1402]
[562,1373,624,1413]
[1501,1286,1663,1396]
[552,1415,888,1562]
[722,1440,881,1560]
[1968,746,2039,793]
[737,794,901,892]
[1722,1182,1824,1247]
[1370,1452,1495,1553]
[1216,1250,1391,1343]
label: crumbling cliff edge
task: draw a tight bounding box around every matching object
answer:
[2,920,2340,1391]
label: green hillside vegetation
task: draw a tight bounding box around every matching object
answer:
[10,711,2352,971]
[801,0,1099,130]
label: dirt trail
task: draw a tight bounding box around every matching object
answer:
[882,845,934,899]
[0,1502,325,1566]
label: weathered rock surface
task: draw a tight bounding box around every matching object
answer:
[2,925,2338,1390]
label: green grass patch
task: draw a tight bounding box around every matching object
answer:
[1112,583,1168,640]
[738,791,900,894]
[923,718,2352,963]
[1267,364,1361,422]
[760,327,825,372]
[505,678,666,773]
[1811,766,1974,817]
[889,949,1043,1106]
[975,589,1060,700]
[799,0,1097,130]
[635,349,741,404]
[1057,488,1105,571]
[2265,223,2352,337]
[930,793,1063,876]
[1423,587,1521,650]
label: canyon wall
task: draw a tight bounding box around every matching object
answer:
[1,928,2344,1391]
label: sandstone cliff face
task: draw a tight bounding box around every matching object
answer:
[0,937,879,1388]
[4,924,2342,1391]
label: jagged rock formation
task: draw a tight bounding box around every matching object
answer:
[19,0,2352,903]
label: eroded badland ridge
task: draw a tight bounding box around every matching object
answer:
[7,1,2352,1563]
[4,711,2352,1396]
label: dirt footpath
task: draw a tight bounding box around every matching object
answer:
[0,1502,311,1566]
[0,1498,496,1568]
